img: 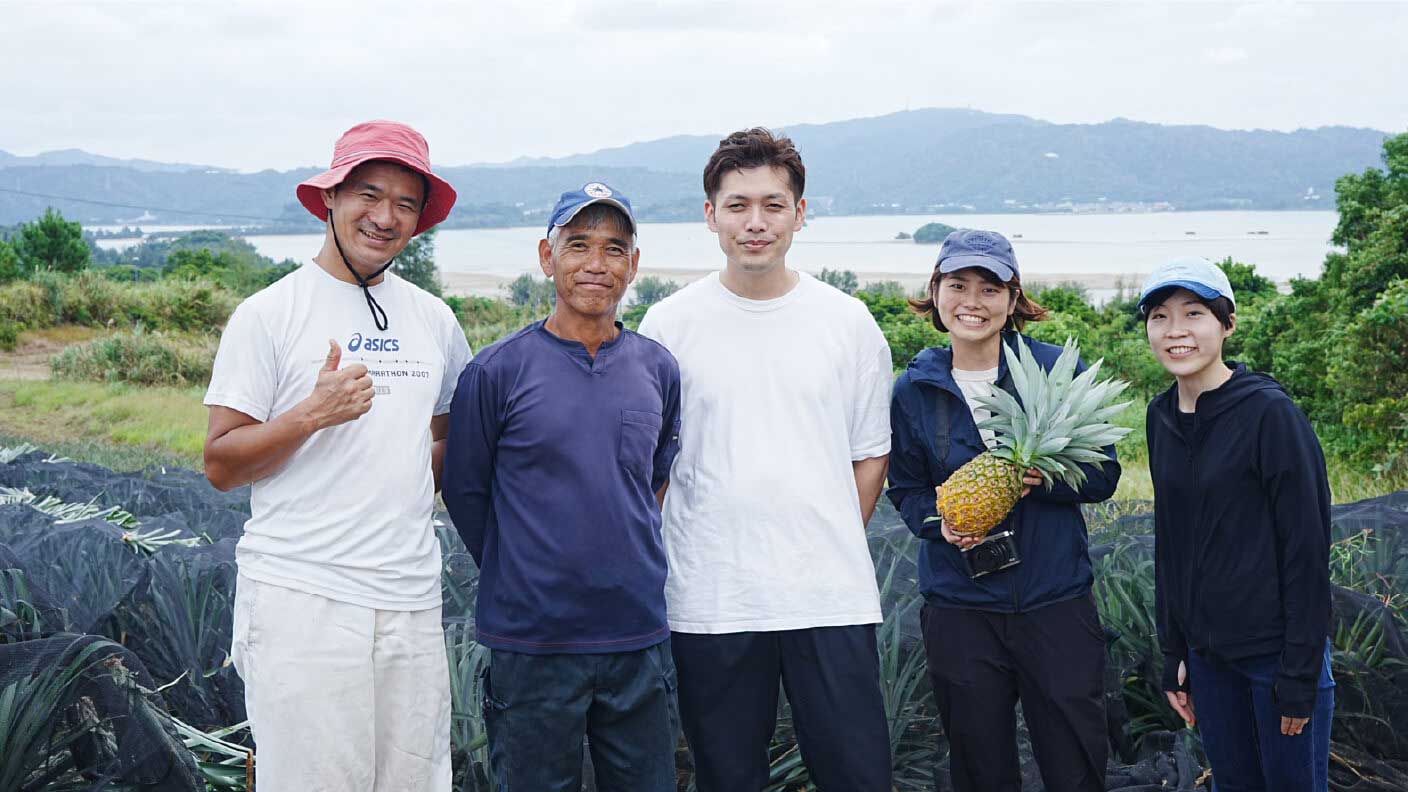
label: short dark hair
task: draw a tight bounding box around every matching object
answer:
[1142,286,1235,329]
[909,267,1050,333]
[703,127,805,203]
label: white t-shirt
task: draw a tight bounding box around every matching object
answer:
[204,263,472,610]
[637,271,893,633]
[952,366,999,449]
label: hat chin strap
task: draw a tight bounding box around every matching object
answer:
[330,216,395,332]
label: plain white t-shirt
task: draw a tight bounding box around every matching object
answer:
[952,366,999,449]
[637,271,893,633]
[204,263,472,610]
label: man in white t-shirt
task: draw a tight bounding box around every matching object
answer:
[637,127,894,791]
[203,120,471,791]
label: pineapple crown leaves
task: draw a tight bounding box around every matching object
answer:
[971,335,1134,490]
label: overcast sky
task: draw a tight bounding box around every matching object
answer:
[4,0,1405,171]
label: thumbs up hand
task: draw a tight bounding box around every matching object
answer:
[302,339,374,430]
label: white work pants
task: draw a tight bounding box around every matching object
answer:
[232,574,452,792]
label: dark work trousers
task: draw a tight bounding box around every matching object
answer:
[921,594,1108,792]
[481,640,679,792]
[671,624,892,792]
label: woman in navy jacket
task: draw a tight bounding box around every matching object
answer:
[1139,257,1333,792]
[887,230,1121,792]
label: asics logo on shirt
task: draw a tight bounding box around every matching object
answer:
[347,332,400,353]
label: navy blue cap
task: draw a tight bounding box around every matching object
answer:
[936,229,1018,282]
[1138,256,1236,314]
[546,182,636,237]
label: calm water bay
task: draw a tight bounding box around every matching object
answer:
[103,211,1340,296]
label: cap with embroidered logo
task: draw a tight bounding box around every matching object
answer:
[547,182,636,237]
[936,229,1020,282]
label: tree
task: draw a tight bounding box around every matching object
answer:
[857,280,909,299]
[1215,257,1276,304]
[1027,283,1098,324]
[631,276,680,307]
[0,240,21,284]
[392,228,443,297]
[1328,279,1408,464]
[913,222,958,244]
[819,268,858,295]
[12,208,89,275]
[506,273,556,310]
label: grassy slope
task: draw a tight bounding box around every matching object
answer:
[2,376,1403,504]
[0,379,206,470]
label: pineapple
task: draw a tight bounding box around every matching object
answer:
[935,337,1132,537]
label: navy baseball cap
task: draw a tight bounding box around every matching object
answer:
[936,229,1019,282]
[1138,256,1236,314]
[546,182,636,237]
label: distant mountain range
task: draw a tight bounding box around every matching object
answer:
[0,148,232,174]
[0,109,1394,228]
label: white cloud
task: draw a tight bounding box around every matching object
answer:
[1207,46,1250,64]
[1,0,1404,170]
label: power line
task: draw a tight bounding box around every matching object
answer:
[0,185,285,223]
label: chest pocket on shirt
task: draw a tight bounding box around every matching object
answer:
[619,409,662,479]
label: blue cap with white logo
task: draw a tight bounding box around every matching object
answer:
[546,182,636,237]
[1138,256,1236,314]
[937,229,1019,282]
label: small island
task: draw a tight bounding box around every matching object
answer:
[912,222,958,244]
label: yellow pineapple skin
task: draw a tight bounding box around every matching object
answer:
[936,453,1024,537]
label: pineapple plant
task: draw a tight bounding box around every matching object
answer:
[935,337,1132,537]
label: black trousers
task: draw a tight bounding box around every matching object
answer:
[671,625,892,792]
[921,595,1108,792]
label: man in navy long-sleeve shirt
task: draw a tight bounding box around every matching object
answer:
[442,183,681,792]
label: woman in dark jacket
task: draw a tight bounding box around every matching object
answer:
[887,229,1121,792]
[1139,257,1333,792]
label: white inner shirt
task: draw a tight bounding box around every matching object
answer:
[952,366,1000,450]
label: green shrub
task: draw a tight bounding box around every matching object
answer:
[0,280,51,330]
[454,295,545,352]
[631,275,680,307]
[1025,310,1096,350]
[127,279,237,332]
[506,273,556,310]
[0,240,21,284]
[1216,256,1278,304]
[857,280,909,299]
[0,320,18,351]
[0,272,237,334]
[1028,283,1099,325]
[818,268,858,295]
[1328,279,1408,465]
[51,330,217,386]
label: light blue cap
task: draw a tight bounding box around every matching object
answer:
[1138,256,1236,314]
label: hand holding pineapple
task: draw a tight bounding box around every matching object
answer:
[939,467,1045,549]
[935,337,1132,538]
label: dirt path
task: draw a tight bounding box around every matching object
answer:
[0,336,60,380]
[0,327,104,381]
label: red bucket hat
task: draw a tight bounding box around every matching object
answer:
[296,120,457,237]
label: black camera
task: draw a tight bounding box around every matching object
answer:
[962,530,1021,579]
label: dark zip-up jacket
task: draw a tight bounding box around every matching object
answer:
[1148,364,1332,718]
[887,333,1121,613]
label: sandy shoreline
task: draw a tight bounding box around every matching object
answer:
[442,269,1147,298]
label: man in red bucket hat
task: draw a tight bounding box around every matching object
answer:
[202,120,470,790]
